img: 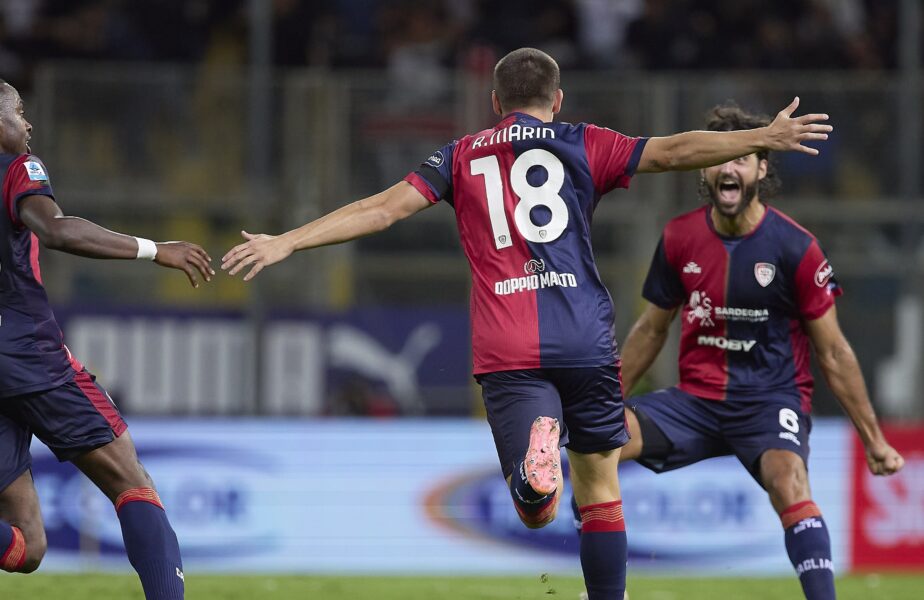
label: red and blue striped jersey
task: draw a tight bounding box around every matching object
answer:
[642,205,842,412]
[405,112,646,374]
[0,153,83,397]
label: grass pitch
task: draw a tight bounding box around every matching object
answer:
[0,573,921,599]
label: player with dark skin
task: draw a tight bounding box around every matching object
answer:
[0,81,211,598]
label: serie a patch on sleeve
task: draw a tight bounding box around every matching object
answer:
[23,160,48,182]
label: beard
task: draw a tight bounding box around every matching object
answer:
[705,175,759,218]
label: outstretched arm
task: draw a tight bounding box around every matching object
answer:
[19,194,213,288]
[222,181,433,281]
[637,97,832,173]
[805,306,904,476]
[620,302,678,395]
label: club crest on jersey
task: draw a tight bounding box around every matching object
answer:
[425,151,444,168]
[754,262,776,287]
[687,290,715,327]
[524,259,546,274]
[24,161,48,181]
[814,260,834,287]
[682,261,701,274]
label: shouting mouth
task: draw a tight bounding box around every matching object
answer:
[716,178,742,208]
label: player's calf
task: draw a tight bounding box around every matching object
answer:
[510,416,562,529]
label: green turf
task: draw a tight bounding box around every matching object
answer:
[0,573,921,599]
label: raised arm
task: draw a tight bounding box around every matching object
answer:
[221,180,433,281]
[805,306,904,476]
[636,97,831,173]
[19,194,213,288]
[620,302,678,395]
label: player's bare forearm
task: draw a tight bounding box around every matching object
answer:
[222,181,431,281]
[636,97,832,173]
[816,341,883,447]
[287,192,396,252]
[640,129,765,172]
[619,304,676,394]
[19,194,213,287]
[35,215,140,258]
[807,308,904,475]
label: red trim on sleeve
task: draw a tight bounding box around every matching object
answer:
[583,125,643,195]
[2,154,53,227]
[794,240,841,321]
[404,173,440,204]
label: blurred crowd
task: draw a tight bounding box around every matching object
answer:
[0,0,912,90]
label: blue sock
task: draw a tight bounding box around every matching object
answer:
[510,461,557,524]
[0,521,12,555]
[116,488,184,600]
[781,501,835,600]
[579,501,627,600]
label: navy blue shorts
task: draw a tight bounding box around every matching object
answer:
[477,365,629,480]
[0,370,127,492]
[630,387,811,484]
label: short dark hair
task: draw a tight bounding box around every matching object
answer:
[703,102,781,198]
[493,48,560,113]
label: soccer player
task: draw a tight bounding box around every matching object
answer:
[0,80,212,599]
[221,49,831,599]
[569,103,903,600]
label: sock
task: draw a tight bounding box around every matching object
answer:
[780,500,835,600]
[116,488,185,600]
[0,521,26,572]
[510,461,557,525]
[571,494,582,535]
[579,501,627,600]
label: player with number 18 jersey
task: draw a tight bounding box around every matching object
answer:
[405,113,646,374]
[222,48,838,600]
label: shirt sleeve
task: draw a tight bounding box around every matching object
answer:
[3,154,55,227]
[794,238,843,320]
[583,124,648,195]
[403,140,457,204]
[642,235,686,309]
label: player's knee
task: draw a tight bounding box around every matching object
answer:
[763,466,809,505]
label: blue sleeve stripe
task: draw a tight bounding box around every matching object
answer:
[625,137,649,176]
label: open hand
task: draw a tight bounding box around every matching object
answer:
[154,241,214,288]
[865,440,904,476]
[765,97,833,155]
[221,230,293,281]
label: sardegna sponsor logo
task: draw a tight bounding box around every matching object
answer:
[423,460,781,565]
[33,445,280,559]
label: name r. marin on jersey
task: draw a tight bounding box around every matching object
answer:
[495,271,578,296]
[472,123,557,149]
